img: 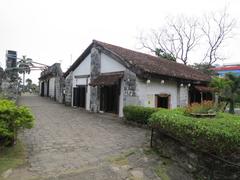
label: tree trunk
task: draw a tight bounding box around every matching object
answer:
[229,99,235,114]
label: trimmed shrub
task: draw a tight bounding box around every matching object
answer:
[149,108,240,156]
[123,106,159,124]
[0,99,34,147]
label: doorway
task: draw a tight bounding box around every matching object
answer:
[40,82,44,96]
[73,86,86,108]
[100,85,119,114]
[156,94,170,108]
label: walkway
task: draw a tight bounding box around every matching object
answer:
[7,95,161,180]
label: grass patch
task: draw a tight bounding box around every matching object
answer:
[108,155,129,166]
[155,164,169,180]
[108,149,135,166]
[0,140,26,175]
[154,158,172,180]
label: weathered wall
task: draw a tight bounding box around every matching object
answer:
[122,70,138,102]
[179,85,189,107]
[64,72,73,106]
[55,76,63,103]
[1,79,18,101]
[90,47,101,112]
[136,77,179,108]
[152,130,240,180]
[44,80,48,96]
[49,77,55,99]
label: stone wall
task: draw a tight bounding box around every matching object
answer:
[152,130,240,180]
[1,79,18,101]
[90,47,101,112]
[55,76,64,103]
[64,72,73,106]
[122,69,139,106]
[0,68,18,101]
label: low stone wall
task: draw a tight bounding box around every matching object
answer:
[152,129,240,180]
[1,80,18,102]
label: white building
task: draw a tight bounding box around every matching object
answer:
[39,63,64,103]
[63,40,211,117]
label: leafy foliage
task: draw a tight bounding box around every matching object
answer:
[185,101,215,114]
[149,108,240,156]
[155,48,176,61]
[123,106,159,124]
[192,63,216,76]
[210,73,240,113]
[0,99,34,147]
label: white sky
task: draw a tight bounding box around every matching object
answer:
[0,0,240,83]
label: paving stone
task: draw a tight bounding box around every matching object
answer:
[11,95,148,179]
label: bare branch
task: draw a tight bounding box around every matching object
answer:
[201,8,236,66]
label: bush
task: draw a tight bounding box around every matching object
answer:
[184,100,215,115]
[123,106,159,124]
[0,99,34,147]
[149,108,240,156]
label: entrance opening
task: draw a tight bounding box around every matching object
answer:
[73,86,86,108]
[156,94,170,108]
[100,85,119,114]
[47,80,50,97]
[40,82,44,96]
[189,86,213,104]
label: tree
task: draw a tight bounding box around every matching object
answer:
[18,56,33,90]
[224,73,240,114]
[191,63,216,76]
[139,16,200,64]
[140,8,236,67]
[26,78,32,91]
[155,48,176,61]
[210,73,240,114]
[201,9,236,66]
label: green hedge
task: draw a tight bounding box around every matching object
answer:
[0,99,34,147]
[149,108,240,156]
[123,106,159,124]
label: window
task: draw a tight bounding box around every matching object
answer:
[155,94,170,109]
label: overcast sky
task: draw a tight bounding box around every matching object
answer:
[0,0,239,83]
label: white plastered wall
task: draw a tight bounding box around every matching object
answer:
[136,77,178,108]
[49,77,55,98]
[101,53,126,117]
[72,54,91,110]
[101,53,126,73]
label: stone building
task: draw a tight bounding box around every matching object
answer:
[39,63,64,103]
[63,40,211,117]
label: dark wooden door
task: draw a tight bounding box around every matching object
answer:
[73,87,80,107]
[100,85,119,114]
[41,82,44,96]
[79,86,86,108]
[73,86,86,108]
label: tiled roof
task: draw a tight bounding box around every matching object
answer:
[95,40,210,82]
[89,72,124,86]
[194,85,216,92]
[64,40,210,82]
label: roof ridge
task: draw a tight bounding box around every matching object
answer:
[94,39,208,76]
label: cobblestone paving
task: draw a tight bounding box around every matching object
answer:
[7,95,163,180]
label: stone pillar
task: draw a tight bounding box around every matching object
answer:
[122,69,139,106]
[90,47,101,112]
[64,72,73,106]
[179,85,189,107]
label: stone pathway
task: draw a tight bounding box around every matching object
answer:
[6,95,163,180]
